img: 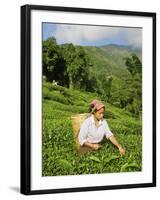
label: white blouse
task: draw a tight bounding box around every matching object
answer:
[78,115,113,146]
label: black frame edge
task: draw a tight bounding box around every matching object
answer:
[152,13,156,187]
[23,4,156,16]
[20,5,31,195]
[30,183,155,195]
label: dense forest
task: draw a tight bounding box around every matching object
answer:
[43,36,142,118]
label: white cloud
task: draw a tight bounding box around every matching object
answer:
[82,26,121,41]
[124,29,142,48]
[53,24,142,48]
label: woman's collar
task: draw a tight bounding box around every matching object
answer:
[91,114,102,125]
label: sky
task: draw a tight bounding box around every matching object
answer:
[42,23,142,48]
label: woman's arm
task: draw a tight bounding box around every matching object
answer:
[83,142,101,150]
[109,135,125,155]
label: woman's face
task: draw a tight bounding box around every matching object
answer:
[94,107,105,121]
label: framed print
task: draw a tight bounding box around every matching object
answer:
[20,4,156,195]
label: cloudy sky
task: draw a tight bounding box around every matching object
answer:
[42,23,142,48]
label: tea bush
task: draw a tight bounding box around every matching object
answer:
[42,80,142,176]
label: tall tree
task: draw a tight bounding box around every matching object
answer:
[123,54,142,117]
[61,44,90,89]
[42,37,67,85]
[98,75,113,102]
[60,44,76,89]
[124,54,142,77]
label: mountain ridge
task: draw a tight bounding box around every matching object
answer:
[81,43,141,78]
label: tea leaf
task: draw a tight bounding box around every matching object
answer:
[89,156,101,163]
[103,155,119,164]
[58,159,72,169]
[120,163,139,172]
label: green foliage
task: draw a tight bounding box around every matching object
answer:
[89,155,101,163]
[120,162,140,172]
[42,80,142,176]
[124,53,142,76]
[60,44,91,89]
[43,39,92,90]
[42,37,67,84]
[97,75,113,101]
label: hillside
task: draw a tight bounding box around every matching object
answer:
[84,44,141,78]
[43,37,142,120]
[42,80,142,176]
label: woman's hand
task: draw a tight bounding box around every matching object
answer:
[83,142,101,150]
[118,146,125,156]
[91,143,101,150]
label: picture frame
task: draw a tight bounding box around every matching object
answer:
[20,4,156,195]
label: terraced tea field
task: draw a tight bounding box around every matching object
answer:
[42,80,142,176]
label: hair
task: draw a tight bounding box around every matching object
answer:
[89,106,96,114]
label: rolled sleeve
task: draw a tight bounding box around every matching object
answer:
[103,120,113,139]
[78,120,89,146]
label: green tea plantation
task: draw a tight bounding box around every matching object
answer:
[42,80,142,176]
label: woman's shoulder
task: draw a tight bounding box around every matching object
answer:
[85,114,92,122]
[102,118,108,125]
[81,114,92,126]
[101,118,111,129]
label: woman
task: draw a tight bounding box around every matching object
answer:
[78,100,125,155]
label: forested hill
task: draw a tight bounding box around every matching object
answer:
[83,44,142,78]
[43,37,142,118]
